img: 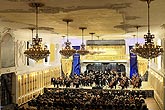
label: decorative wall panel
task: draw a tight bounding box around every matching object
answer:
[50,44,55,62]
[61,58,72,76]
[16,67,60,105]
[1,33,15,68]
[15,40,26,67]
[148,69,164,110]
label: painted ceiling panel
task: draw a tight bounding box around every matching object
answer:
[0,0,164,40]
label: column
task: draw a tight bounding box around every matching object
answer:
[0,74,1,108]
[0,32,1,69]
[19,75,22,104]
[162,38,165,110]
[161,38,165,71]
[12,73,16,104]
[0,33,2,108]
[159,28,165,110]
[163,75,165,110]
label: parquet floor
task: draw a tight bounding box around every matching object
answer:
[145,98,160,110]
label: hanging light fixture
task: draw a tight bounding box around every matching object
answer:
[27,27,35,46]
[96,36,105,54]
[24,3,50,62]
[131,26,141,53]
[59,19,76,58]
[61,35,66,48]
[131,0,163,59]
[95,36,101,54]
[89,32,97,55]
[77,27,89,55]
[135,26,141,47]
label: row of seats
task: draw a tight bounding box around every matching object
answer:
[28,88,148,110]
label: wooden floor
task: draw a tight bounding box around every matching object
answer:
[145,98,160,110]
[139,82,161,110]
[48,81,154,91]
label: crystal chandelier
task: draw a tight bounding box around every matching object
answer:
[88,32,97,55]
[95,36,105,54]
[77,27,89,55]
[61,36,66,48]
[131,0,163,59]
[131,26,141,51]
[24,3,50,62]
[59,19,76,58]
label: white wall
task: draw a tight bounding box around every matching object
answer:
[0,28,62,75]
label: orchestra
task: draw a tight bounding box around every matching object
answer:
[51,70,142,90]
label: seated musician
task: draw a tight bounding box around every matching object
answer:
[109,78,115,89]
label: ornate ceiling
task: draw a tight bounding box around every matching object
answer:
[0,0,164,40]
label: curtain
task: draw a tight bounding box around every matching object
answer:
[129,46,138,78]
[61,58,72,76]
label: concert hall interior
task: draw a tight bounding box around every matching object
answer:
[0,0,165,110]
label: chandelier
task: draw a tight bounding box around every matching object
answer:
[61,35,66,48]
[131,0,163,59]
[77,27,89,55]
[95,36,105,54]
[24,3,50,62]
[88,32,97,55]
[131,26,141,50]
[59,19,76,58]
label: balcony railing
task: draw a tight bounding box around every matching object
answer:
[81,55,128,61]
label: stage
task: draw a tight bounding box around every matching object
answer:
[46,81,154,98]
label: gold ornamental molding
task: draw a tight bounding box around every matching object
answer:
[82,55,128,61]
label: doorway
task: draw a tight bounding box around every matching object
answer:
[86,63,126,73]
[0,72,16,106]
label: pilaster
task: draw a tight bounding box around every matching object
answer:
[0,31,2,70]
[0,74,1,108]
[161,38,165,72]
[162,71,165,110]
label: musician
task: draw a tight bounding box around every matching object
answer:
[136,76,142,88]
[51,77,55,85]
[113,77,118,89]
[59,77,63,87]
[65,77,71,88]
[52,78,57,87]
[109,78,115,89]
[73,78,80,88]
[122,73,129,88]
[95,72,100,86]
[131,75,142,88]
[56,77,60,88]
[119,79,125,89]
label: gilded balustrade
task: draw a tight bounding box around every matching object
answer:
[82,55,128,61]
[17,67,61,105]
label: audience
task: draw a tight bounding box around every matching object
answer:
[28,88,148,110]
[18,70,145,110]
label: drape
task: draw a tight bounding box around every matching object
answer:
[61,58,72,76]
[129,46,138,78]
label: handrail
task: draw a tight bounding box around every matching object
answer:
[150,64,165,78]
